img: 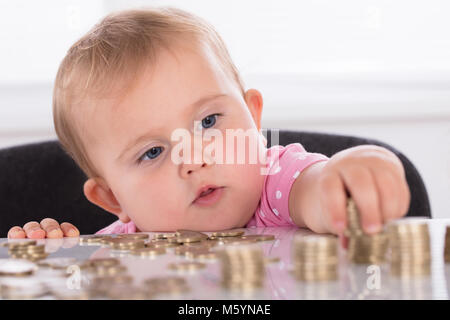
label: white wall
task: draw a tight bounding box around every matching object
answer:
[0,0,449,218]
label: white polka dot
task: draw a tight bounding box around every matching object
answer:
[269,160,274,167]
[279,261,285,270]
[293,170,300,179]
[275,190,282,199]
[273,166,281,174]
[274,239,280,247]
[260,210,265,217]
[272,208,279,216]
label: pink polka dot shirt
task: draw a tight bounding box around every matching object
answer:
[95,143,329,234]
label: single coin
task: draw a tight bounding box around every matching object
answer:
[89,258,121,268]
[211,228,246,237]
[116,233,150,240]
[0,259,37,276]
[241,234,276,242]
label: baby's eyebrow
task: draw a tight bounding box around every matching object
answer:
[117,93,228,162]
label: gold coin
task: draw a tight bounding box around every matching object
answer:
[129,247,166,256]
[241,234,275,242]
[3,240,37,249]
[106,238,146,249]
[9,244,45,253]
[188,251,219,260]
[0,259,37,276]
[116,233,149,240]
[153,232,176,239]
[150,240,180,248]
[89,258,121,268]
[144,276,187,288]
[93,265,127,276]
[211,228,246,237]
[168,261,206,271]
[79,235,106,244]
[175,230,208,243]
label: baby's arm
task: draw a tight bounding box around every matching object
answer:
[8,218,80,239]
[288,145,411,235]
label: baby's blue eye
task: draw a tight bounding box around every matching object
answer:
[139,146,163,163]
[201,114,218,129]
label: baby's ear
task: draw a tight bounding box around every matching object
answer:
[83,178,130,223]
[244,89,263,130]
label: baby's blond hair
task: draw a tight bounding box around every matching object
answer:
[53,7,245,179]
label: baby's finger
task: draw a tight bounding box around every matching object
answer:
[60,222,80,237]
[23,221,46,239]
[318,172,347,234]
[7,226,26,239]
[40,218,63,238]
[369,168,399,223]
[340,166,382,234]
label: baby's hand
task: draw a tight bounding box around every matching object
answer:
[7,218,80,239]
[319,145,411,235]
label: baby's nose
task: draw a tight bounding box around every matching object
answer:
[181,161,207,178]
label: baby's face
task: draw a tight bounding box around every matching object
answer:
[83,42,267,232]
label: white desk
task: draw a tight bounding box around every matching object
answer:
[0,219,449,300]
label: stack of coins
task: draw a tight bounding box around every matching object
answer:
[4,240,49,261]
[175,230,209,243]
[0,258,37,276]
[79,235,108,246]
[218,244,266,290]
[444,226,450,263]
[292,235,338,282]
[387,218,431,277]
[345,198,388,264]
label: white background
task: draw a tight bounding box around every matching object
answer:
[0,0,449,218]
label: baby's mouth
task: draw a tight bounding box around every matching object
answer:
[192,185,224,204]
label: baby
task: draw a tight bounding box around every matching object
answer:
[8,7,410,240]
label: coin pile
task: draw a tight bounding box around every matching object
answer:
[345,198,388,264]
[218,244,266,290]
[292,234,338,282]
[79,235,109,245]
[387,218,431,277]
[2,240,49,261]
[444,226,450,263]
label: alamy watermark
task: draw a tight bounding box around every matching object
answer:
[170,124,280,176]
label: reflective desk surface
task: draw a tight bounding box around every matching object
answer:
[1,218,449,300]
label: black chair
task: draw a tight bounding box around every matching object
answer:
[0,129,431,237]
